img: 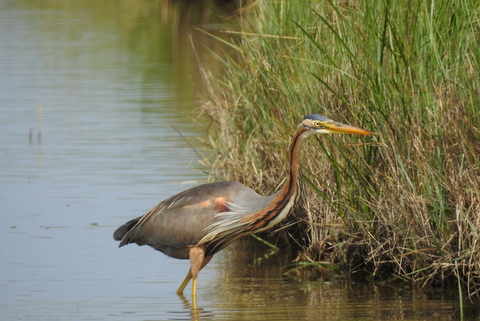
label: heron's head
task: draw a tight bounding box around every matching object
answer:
[300,114,375,136]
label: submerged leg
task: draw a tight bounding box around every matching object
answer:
[189,246,205,299]
[177,246,213,297]
[176,268,193,295]
[192,278,198,301]
[191,255,213,297]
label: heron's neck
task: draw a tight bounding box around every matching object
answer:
[197,126,309,248]
[285,127,307,192]
[248,127,307,233]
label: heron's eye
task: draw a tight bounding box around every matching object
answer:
[313,121,322,128]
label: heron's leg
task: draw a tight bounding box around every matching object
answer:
[176,268,193,295]
[191,255,214,311]
[177,247,213,298]
[187,247,214,297]
[189,246,205,299]
[192,255,213,299]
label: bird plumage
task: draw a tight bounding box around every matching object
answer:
[113,181,260,258]
[113,114,374,299]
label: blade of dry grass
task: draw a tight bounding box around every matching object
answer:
[198,0,480,298]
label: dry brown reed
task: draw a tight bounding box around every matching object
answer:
[197,0,480,297]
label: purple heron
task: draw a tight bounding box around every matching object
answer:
[113,114,373,298]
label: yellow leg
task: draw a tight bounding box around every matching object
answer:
[191,278,197,309]
[177,246,213,299]
[192,278,197,298]
[176,269,192,295]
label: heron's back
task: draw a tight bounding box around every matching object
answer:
[113,181,262,259]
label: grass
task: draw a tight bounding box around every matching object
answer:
[198,0,480,298]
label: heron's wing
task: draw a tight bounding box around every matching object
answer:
[115,181,254,258]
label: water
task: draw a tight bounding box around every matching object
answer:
[1,1,479,320]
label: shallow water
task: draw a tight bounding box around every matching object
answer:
[1,1,479,321]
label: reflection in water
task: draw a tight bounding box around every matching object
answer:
[124,0,233,111]
[0,1,228,320]
[201,237,479,321]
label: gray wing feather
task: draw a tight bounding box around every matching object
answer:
[113,181,258,259]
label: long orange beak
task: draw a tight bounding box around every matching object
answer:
[326,121,375,135]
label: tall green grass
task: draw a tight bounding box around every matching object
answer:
[200,0,480,297]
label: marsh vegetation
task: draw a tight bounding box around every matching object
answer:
[199,0,480,298]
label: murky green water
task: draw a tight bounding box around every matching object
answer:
[1,1,479,320]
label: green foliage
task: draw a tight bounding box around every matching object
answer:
[202,0,480,297]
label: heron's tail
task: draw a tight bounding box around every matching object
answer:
[113,217,141,246]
